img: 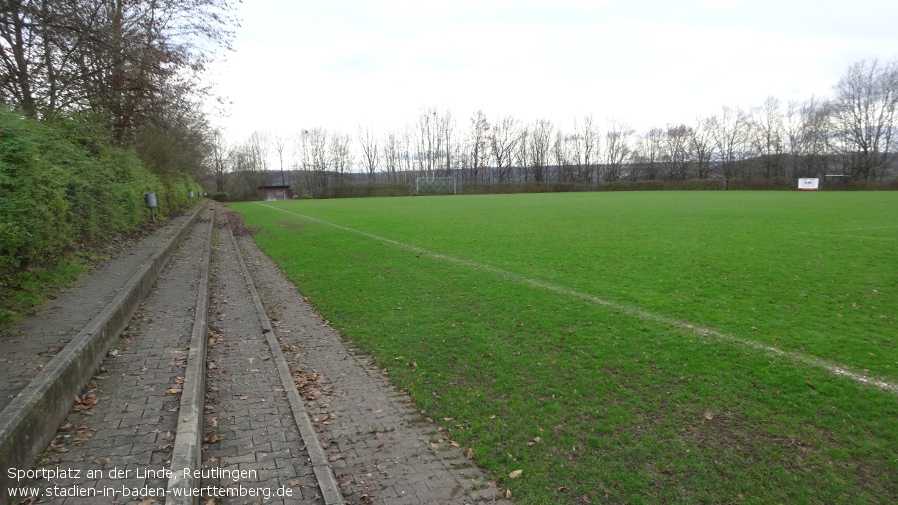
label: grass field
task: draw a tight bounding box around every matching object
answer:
[233,191,897,504]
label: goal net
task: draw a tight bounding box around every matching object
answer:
[415,177,457,195]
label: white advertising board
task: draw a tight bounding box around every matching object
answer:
[797,178,820,190]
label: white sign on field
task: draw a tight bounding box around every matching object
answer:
[797,178,820,190]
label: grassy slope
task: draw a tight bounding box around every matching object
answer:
[234,192,897,504]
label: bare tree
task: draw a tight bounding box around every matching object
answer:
[604,119,633,182]
[579,114,600,184]
[553,130,571,182]
[830,58,898,182]
[662,124,692,180]
[513,125,529,182]
[299,128,329,190]
[748,96,787,179]
[227,131,269,199]
[688,116,715,179]
[400,125,414,183]
[490,115,519,183]
[415,107,439,177]
[382,129,401,183]
[247,131,270,172]
[709,106,749,180]
[467,110,490,184]
[358,124,379,184]
[439,110,455,177]
[528,119,553,183]
[784,97,832,178]
[330,132,353,186]
[632,127,663,180]
[210,128,229,192]
[273,132,290,186]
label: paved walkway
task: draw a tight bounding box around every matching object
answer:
[202,211,321,504]
[12,209,214,504]
[0,211,198,411]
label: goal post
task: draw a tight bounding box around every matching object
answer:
[416,177,457,195]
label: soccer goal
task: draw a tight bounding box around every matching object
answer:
[415,177,457,195]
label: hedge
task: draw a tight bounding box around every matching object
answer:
[0,107,202,323]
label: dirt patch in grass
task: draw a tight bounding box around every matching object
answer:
[222,209,260,236]
[678,411,816,461]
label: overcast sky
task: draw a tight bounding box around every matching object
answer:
[207,0,898,145]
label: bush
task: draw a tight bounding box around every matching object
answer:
[0,107,202,324]
[210,192,230,202]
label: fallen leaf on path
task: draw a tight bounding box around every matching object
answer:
[74,394,98,410]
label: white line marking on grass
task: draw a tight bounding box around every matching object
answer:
[840,225,898,231]
[257,203,898,396]
[795,232,896,241]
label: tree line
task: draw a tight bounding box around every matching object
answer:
[220,58,897,198]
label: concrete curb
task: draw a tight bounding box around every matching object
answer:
[0,205,204,503]
[166,209,214,505]
[226,217,343,505]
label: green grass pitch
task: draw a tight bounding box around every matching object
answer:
[233,191,897,504]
